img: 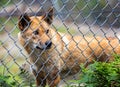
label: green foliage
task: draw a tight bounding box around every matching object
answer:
[19,67,35,87]
[57,0,106,17]
[0,64,35,87]
[0,0,9,5]
[0,0,13,7]
[75,0,107,17]
[71,54,120,87]
[0,75,17,87]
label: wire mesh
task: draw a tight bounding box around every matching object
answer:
[0,0,120,87]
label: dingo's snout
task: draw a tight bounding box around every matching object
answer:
[35,40,52,50]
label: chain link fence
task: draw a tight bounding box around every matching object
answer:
[0,0,120,87]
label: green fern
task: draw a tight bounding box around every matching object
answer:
[70,54,120,87]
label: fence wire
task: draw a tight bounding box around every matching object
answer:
[0,0,120,87]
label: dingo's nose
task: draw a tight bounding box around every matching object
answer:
[45,41,52,49]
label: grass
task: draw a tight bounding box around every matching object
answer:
[55,26,76,35]
[0,17,19,36]
[0,56,25,74]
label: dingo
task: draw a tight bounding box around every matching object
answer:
[18,8,120,87]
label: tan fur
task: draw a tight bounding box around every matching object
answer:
[18,8,120,87]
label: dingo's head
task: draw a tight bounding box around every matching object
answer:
[18,8,53,50]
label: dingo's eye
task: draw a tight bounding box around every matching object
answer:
[46,29,49,34]
[33,30,39,35]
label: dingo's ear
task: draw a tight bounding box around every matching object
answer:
[18,13,31,31]
[43,7,53,25]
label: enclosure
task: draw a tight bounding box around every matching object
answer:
[0,0,120,87]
